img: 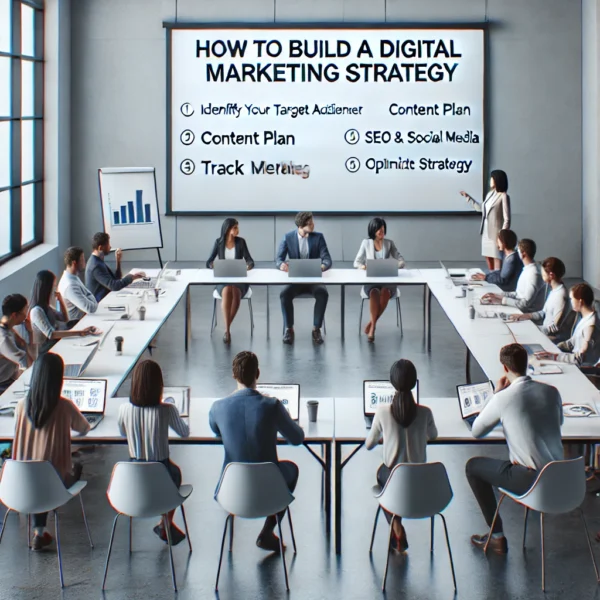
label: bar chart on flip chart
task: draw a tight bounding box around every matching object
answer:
[110,190,154,226]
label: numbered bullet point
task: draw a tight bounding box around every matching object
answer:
[345,157,360,173]
[180,159,195,175]
[344,129,360,145]
[180,130,195,145]
[181,103,194,117]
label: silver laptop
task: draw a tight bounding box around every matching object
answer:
[129,262,169,289]
[363,380,419,428]
[213,259,247,278]
[64,342,100,377]
[440,261,467,286]
[256,383,300,422]
[457,381,494,429]
[366,259,398,277]
[288,259,322,278]
[61,377,107,429]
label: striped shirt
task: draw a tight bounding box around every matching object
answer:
[118,402,189,461]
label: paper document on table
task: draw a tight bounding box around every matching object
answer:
[528,364,563,375]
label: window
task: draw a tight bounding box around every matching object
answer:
[0,0,44,265]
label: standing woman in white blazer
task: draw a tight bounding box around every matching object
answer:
[460,169,511,271]
[354,217,405,342]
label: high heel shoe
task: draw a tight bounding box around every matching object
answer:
[223,332,231,344]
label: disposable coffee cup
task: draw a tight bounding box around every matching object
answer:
[137,306,146,321]
[307,400,319,423]
[115,336,124,355]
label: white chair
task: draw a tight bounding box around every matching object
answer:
[484,457,600,591]
[102,462,193,592]
[214,462,297,591]
[211,288,254,336]
[281,293,326,334]
[358,288,403,335]
[0,460,93,588]
[369,462,456,592]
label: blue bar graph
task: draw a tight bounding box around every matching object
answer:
[110,190,154,226]
[144,204,151,222]
[136,190,143,223]
[113,211,120,225]
[120,206,127,223]
[127,201,135,223]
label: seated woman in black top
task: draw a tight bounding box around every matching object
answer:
[206,218,254,344]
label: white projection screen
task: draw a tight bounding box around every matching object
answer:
[166,25,486,214]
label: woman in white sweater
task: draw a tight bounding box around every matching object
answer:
[365,359,438,552]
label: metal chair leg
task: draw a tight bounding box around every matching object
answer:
[287,508,297,554]
[211,299,217,334]
[229,515,234,552]
[215,515,231,591]
[369,506,381,554]
[163,514,178,592]
[54,510,65,588]
[382,516,395,592]
[78,494,94,549]
[540,512,545,592]
[0,508,10,544]
[430,515,435,553]
[102,514,120,590]
[439,513,457,591]
[129,517,133,553]
[276,515,290,591]
[248,298,254,335]
[398,297,404,336]
[522,507,529,549]
[358,299,364,334]
[484,494,506,553]
[396,297,400,327]
[579,508,600,582]
[27,513,30,548]
[180,504,192,553]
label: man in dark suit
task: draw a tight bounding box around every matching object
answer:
[472,229,523,292]
[209,351,305,552]
[276,212,332,345]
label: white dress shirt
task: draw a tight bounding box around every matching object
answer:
[529,284,570,335]
[58,270,98,321]
[502,262,545,313]
[557,311,600,366]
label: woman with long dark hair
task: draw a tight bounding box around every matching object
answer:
[365,359,438,552]
[12,353,90,550]
[118,359,189,545]
[206,218,254,344]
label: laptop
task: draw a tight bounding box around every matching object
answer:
[64,342,100,377]
[456,380,494,429]
[61,377,107,429]
[363,380,419,428]
[366,259,398,277]
[439,261,468,286]
[213,259,247,278]
[256,383,300,422]
[288,259,322,278]
[129,262,168,289]
[163,386,191,417]
[522,343,545,356]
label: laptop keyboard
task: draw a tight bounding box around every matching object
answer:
[129,278,157,289]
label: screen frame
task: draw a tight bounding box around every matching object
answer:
[455,380,494,419]
[363,379,419,416]
[61,377,108,414]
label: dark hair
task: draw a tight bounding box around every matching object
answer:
[64,246,84,268]
[92,232,110,249]
[232,351,259,387]
[30,270,56,311]
[500,343,528,376]
[497,229,517,251]
[571,283,595,308]
[2,294,28,317]
[518,238,536,260]
[368,217,387,240]
[130,359,164,407]
[541,257,566,281]
[294,212,313,229]
[26,352,64,429]
[389,359,418,428]
[491,169,508,193]
[219,218,239,243]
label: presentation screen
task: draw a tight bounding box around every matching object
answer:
[166,25,485,214]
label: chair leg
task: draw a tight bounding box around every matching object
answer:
[129,517,133,553]
[211,299,217,334]
[79,494,94,549]
[215,515,231,591]
[540,512,545,592]
[180,504,192,553]
[276,515,290,591]
[382,515,395,592]
[439,514,457,591]
[287,508,297,554]
[369,506,381,554]
[430,515,435,553]
[396,297,399,327]
[229,515,234,553]
[0,508,10,544]
[579,508,600,582]
[483,494,506,554]
[54,510,65,588]
[398,298,403,336]
[163,514,178,592]
[27,513,30,549]
[522,507,529,549]
[248,298,254,335]
[358,299,364,334]
[323,317,326,335]
[102,514,120,590]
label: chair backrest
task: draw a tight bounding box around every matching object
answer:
[513,457,585,514]
[0,460,71,514]
[377,462,453,519]
[215,462,294,519]
[106,462,184,518]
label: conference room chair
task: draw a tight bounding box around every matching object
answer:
[214,462,297,592]
[484,456,599,592]
[369,462,456,593]
[103,462,193,592]
[281,293,326,335]
[211,288,254,336]
[358,288,404,336]
[0,460,93,588]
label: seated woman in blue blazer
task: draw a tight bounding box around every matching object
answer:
[354,217,405,342]
[206,218,254,344]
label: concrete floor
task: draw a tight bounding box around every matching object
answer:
[0,263,598,600]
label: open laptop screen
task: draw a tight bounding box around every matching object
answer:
[256,384,300,421]
[363,380,419,416]
[456,381,494,420]
[62,378,107,413]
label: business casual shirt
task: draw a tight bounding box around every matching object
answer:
[485,251,523,292]
[30,306,67,345]
[298,232,309,259]
[0,324,27,384]
[58,271,98,321]
[85,254,134,302]
[472,376,564,470]
[557,311,600,366]
[529,284,570,336]
[502,262,545,313]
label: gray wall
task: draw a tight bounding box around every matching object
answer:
[70,0,583,274]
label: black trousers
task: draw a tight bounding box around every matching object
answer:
[280,284,328,329]
[264,460,299,532]
[466,457,538,534]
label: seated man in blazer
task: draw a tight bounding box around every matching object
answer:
[276,212,332,345]
[471,229,522,292]
[209,351,305,552]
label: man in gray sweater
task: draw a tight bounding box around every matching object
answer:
[466,343,564,554]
